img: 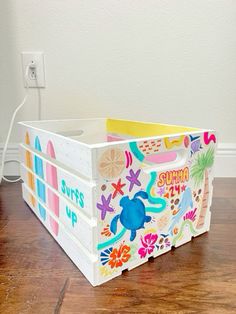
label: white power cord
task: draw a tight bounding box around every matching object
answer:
[0,63,35,184]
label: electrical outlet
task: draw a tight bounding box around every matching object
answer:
[21,52,45,88]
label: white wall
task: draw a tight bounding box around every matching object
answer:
[1,1,236,175]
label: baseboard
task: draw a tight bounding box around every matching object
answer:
[0,142,236,178]
[214,143,236,177]
[0,143,20,176]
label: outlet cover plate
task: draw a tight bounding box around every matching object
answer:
[21,52,45,88]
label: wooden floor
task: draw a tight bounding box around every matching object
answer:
[0,179,236,314]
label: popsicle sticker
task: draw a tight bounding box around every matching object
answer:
[34,136,46,221]
[25,132,36,207]
[46,141,59,236]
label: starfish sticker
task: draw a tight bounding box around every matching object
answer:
[97,194,114,220]
[126,169,141,192]
[111,178,126,199]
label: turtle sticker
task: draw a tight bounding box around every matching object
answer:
[110,191,151,241]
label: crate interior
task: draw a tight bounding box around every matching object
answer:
[23,118,200,145]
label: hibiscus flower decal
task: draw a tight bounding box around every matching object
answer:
[138,233,158,258]
[100,243,131,269]
[109,243,131,268]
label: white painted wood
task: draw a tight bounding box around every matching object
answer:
[3,118,220,285]
[1,142,235,177]
[19,122,94,179]
[22,183,98,286]
[21,166,97,253]
[19,144,95,218]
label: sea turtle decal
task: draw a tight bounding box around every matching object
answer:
[110,191,151,241]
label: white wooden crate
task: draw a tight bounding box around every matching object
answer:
[19,118,217,286]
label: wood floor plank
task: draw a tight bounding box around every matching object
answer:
[0,179,236,313]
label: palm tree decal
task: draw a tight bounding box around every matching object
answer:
[191,147,214,229]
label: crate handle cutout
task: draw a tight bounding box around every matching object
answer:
[145,151,177,164]
[56,130,84,138]
[129,141,188,173]
[143,149,188,173]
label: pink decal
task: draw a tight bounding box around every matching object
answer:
[107,135,124,142]
[183,208,197,222]
[46,141,59,236]
[184,136,190,148]
[204,132,216,145]
[138,233,158,258]
[125,150,133,168]
[145,151,177,164]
